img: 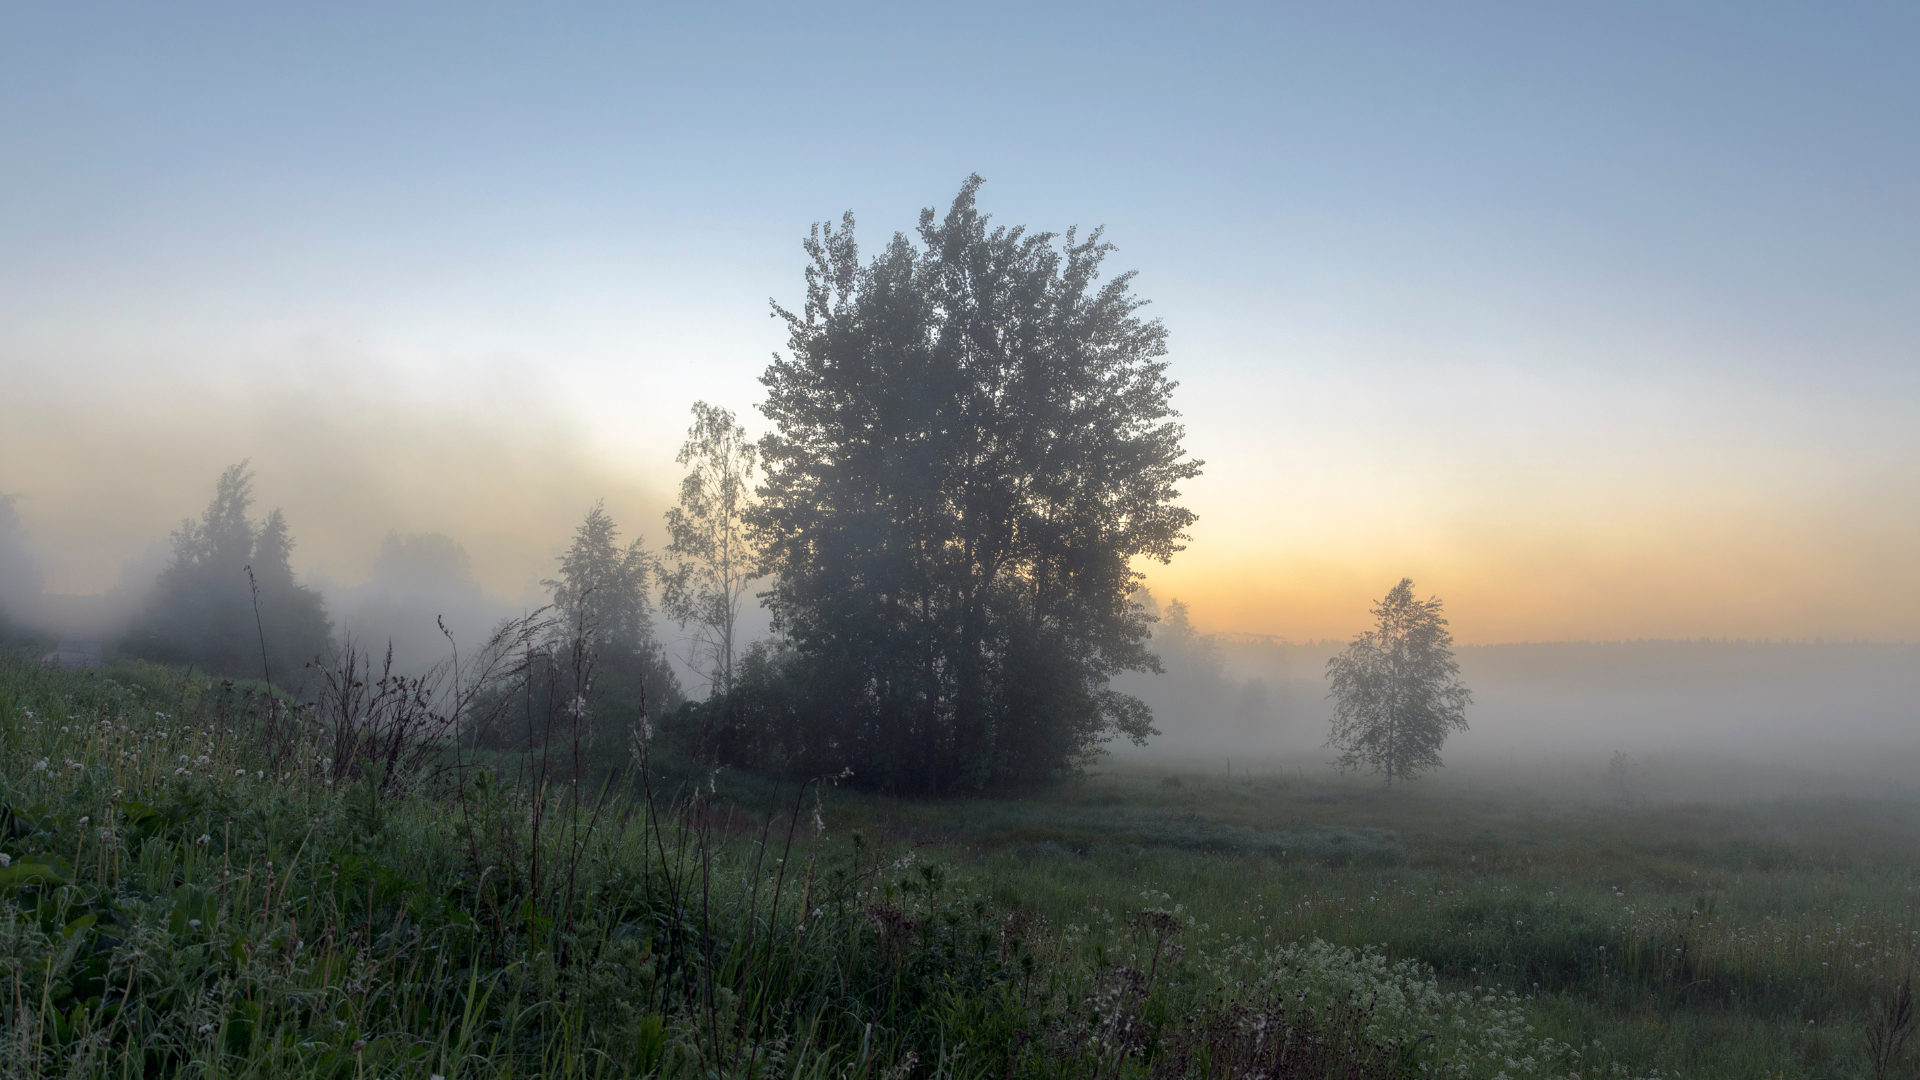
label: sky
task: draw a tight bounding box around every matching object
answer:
[2,1,1915,643]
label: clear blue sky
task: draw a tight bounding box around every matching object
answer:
[3,2,1915,640]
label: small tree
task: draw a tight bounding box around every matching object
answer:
[1324,578,1470,786]
[661,402,761,697]
[543,501,656,651]
[523,502,681,754]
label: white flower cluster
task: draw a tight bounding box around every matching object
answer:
[1203,938,1665,1080]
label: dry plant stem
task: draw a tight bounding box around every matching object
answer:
[1867,974,1915,1079]
[244,565,278,749]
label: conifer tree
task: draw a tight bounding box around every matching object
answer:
[125,463,332,681]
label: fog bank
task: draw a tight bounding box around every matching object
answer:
[1124,635,1920,779]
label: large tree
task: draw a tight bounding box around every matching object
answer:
[1324,578,1472,786]
[751,176,1201,793]
[124,463,333,682]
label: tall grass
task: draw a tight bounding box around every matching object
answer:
[1,656,1691,1078]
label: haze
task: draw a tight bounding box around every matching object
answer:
[2,4,1915,777]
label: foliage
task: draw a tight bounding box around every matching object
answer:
[121,463,333,685]
[750,176,1202,793]
[544,500,659,654]
[662,402,762,698]
[1325,578,1471,785]
[307,613,550,795]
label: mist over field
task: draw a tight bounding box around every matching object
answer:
[6,482,1914,790]
[1118,621,1920,789]
[7,9,1920,1077]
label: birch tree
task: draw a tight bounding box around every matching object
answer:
[1325,578,1471,786]
[661,402,761,696]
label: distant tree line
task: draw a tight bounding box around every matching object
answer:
[96,181,1483,793]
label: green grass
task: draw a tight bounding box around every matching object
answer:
[829,766,1920,1079]
[3,655,1913,1078]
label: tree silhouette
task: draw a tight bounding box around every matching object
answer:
[124,462,332,681]
[751,176,1200,792]
[1325,578,1471,786]
[662,402,761,697]
[532,502,682,740]
[0,493,43,629]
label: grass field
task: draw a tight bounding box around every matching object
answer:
[3,653,1915,1078]
[832,765,1920,1078]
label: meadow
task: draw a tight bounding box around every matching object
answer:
[3,653,1915,1079]
[851,764,1920,1078]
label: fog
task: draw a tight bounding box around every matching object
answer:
[1117,596,1920,790]
[6,467,1917,795]
[311,531,515,674]
[0,461,754,693]
[0,494,46,631]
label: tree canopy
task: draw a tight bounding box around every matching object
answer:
[544,501,657,653]
[336,530,496,674]
[747,176,1202,793]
